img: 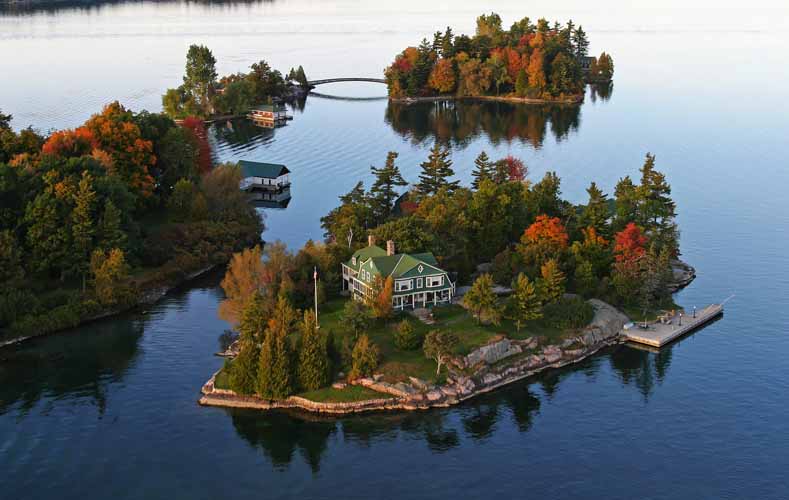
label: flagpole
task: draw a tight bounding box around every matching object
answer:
[314,266,319,329]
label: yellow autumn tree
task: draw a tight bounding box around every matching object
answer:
[368,275,394,320]
[218,245,267,325]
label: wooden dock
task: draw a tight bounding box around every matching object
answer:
[623,304,724,348]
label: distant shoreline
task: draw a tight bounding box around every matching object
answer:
[389,94,584,106]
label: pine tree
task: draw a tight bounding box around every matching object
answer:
[229,292,267,395]
[515,68,529,97]
[295,66,309,88]
[417,142,458,196]
[573,26,589,58]
[463,273,502,325]
[297,310,331,391]
[71,171,96,289]
[580,181,610,236]
[441,27,454,58]
[369,151,407,223]
[507,273,542,331]
[471,151,492,190]
[349,334,380,380]
[257,296,297,399]
[98,199,127,252]
[613,175,638,231]
[538,258,565,304]
[637,153,677,252]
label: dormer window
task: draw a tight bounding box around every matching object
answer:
[352,257,357,266]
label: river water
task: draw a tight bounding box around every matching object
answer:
[2,1,789,499]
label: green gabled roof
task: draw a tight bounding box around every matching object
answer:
[238,160,290,179]
[346,245,446,280]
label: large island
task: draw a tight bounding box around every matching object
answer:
[200,148,695,414]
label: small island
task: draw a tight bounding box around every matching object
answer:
[384,13,614,103]
[200,147,694,414]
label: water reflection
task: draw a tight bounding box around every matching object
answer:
[0,316,145,416]
[0,0,275,15]
[385,100,583,149]
[610,345,674,401]
[590,82,614,103]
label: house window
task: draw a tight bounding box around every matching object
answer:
[427,276,443,287]
[352,257,357,266]
[416,278,423,289]
[395,279,413,292]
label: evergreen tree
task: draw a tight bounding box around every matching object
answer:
[340,299,371,339]
[538,258,565,304]
[97,199,126,252]
[229,292,267,395]
[71,171,96,289]
[463,273,502,325]
[349,334,380,380]
[417,142,458,196]
[394,319,420,350]
[441,27,454,58]
[471,150,492,190]
[369,151,407,223]
[432,30,443,55]
[573,26,589,58]
[574,259,597,297]
[613,175,638,231]
[637,153,677,251]
[257,296,297,399]
[24,190,69,278]
[507,273,542,331]
[515,68,529,97]
[580,181,610,236]
[295,65,309,88]
[297,310,331,391]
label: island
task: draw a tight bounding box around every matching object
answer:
[200,147,697,414]
[384,13,614,104]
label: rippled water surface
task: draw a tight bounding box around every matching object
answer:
[2,2,789,499]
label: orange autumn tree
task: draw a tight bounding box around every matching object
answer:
[42,128,97,158]
[612,222,648,302]
[519,214,569,268]
[368,275,394,320]
[428,58,456,94]
[83,101,155,198]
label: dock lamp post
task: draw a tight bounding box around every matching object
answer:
[679,313,682,326]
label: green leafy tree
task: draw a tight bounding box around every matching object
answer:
[471,150,492,190]
[24,190,69,278]
[229,291,267,395]
[538,258,565,304]
[463,273,502,325]
[349,334,380,380]
[369,151,407,223]
[97,199,127,252]
[417,142,458,196]
[167,178,196,222]
[183,44,218,115]
[340,299,371,339]
[297,310,331,391]
[394,319,421,350]
[423,329,458,375]
[507,273,542,331]
[515,68,529,97]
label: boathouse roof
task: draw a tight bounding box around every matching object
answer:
[239,160,290,179]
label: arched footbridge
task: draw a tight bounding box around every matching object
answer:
[307,77,386,86]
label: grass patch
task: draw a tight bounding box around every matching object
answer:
[622,298,682,323]
[298,385,394,403]
[214,366,231,390]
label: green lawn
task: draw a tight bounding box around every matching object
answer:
[623,298,682,323]
[298,385,394,403]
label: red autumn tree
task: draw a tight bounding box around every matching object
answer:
[502,156,527,182]
[181,116,212,174]
[83,102,155,198]
[504,47,525,81]
[42,128,97,158]
[614,222,647,263]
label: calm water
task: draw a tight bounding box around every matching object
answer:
[2,2,789,499]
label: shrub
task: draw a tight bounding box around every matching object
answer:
[394,319,421,350]
[349,334,380,380]
[543,296,594,331]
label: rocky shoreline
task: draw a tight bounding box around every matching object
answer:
[198,299,630,415]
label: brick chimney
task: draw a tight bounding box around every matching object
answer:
[386,240,396,256]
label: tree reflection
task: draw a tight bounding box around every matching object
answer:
[384,100,581,149]
[230,410,337,472]
[589,82,614,103]
[0,315,146,416]
[609,344,674,400]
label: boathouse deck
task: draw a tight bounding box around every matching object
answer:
[623,304,724,347]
